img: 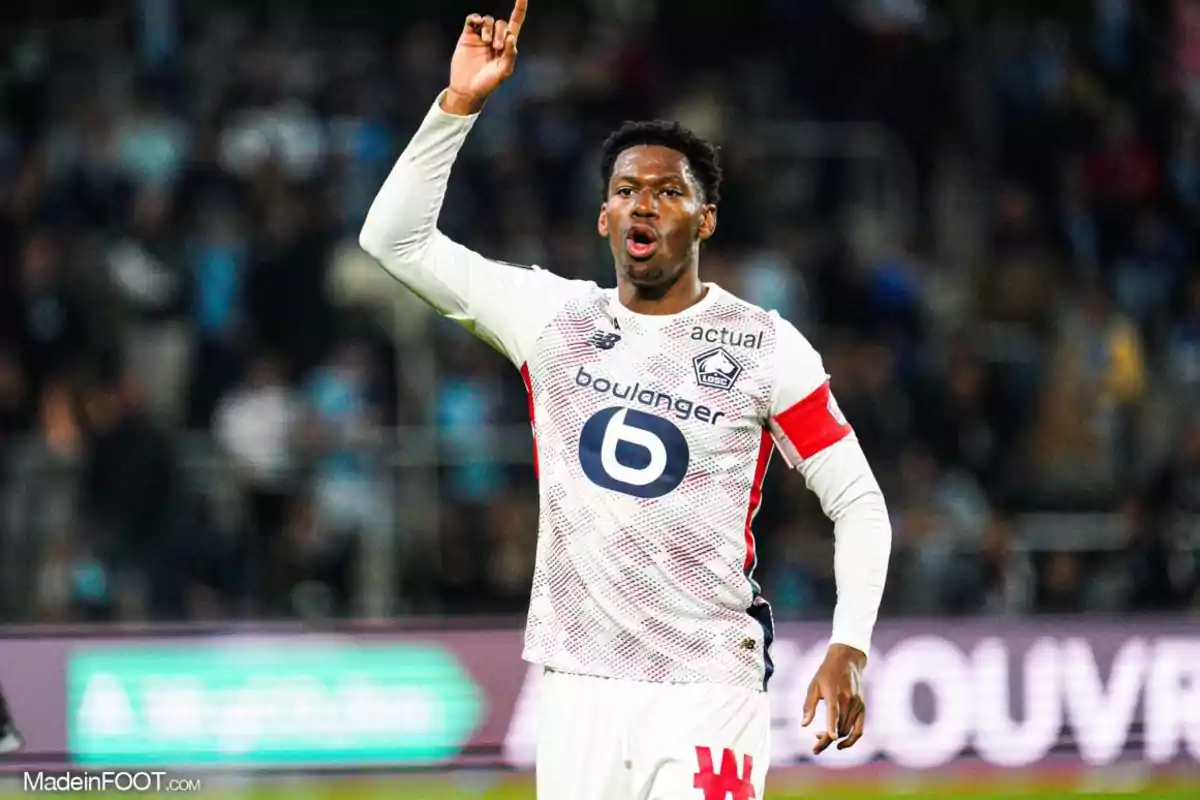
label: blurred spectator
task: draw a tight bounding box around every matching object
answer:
[1059,162,1101,279]
[913,337,1004,491]
[1166,274,1200,408]
[14,232,89,411]
[106,184,191,425]
[980,184,1060,338]
[436,338,507,506]
[78,373,180,619]
[1023,281,1145,505]
[245,186,336,376]
[173,495,242,621]
[482,492,539,613]
[1126,418,1200,610]
[1024,353,1106,506]
[214,354,302,615]
[1112,208,1188,344]
[765,521,832,620]
[834,339,911,468]
[1069,282,1144,449]
[888,445,991,615]
[435,507,488,615]
[283,494,360,619]
[36,533,116,623]
[304,341,380,537]
[1083,107,1161,217]
[0,350,29,435]
[943,513,1034,617]
[185,200,248,428]
[1037,551,1085,613]
[736,243,805,324]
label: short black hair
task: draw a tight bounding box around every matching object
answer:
[599,120,722,205]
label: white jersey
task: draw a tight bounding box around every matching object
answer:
[360,95,892,691]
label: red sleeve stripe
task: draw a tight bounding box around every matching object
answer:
[771,381,852,461]
[520,363,540,478]
[743,430,774,576]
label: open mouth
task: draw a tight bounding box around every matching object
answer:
[625,226,659,260]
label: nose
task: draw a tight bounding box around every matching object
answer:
[632,188,658,218]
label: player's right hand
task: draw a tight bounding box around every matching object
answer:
[443,0,527,115]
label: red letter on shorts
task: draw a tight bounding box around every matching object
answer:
[693,746,755,800]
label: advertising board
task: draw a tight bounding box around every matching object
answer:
[0,619,1195,771]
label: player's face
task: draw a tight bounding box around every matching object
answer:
[598,145,716,291]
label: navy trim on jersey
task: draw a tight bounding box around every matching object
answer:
[747,595,775,691]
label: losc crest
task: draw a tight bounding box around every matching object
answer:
[693,347,743,391]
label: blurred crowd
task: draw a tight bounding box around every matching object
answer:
[0,0,1197,625]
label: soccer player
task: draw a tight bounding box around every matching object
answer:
[358,2,892,797]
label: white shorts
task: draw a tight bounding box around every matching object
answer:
[536,668,770,800]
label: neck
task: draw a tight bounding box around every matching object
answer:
[617,268,707,316]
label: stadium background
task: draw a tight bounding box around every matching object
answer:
[0,0,1198,797]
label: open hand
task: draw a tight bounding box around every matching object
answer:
[443,0,527,115]
[801,644,868,754]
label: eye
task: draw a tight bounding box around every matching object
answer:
[661,188,683,198]
[615,187,635,197]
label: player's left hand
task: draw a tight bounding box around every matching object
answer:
[801,643,867,754]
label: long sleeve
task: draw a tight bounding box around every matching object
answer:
[796,440,891,654]
[358,92,582,366]
[765,313,892,655]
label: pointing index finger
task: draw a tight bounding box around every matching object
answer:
[508,0,527,39]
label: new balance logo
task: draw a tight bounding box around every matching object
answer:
[588,331,622,350]
[693,747,755,800]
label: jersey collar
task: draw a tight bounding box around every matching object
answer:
[609,283,724,328]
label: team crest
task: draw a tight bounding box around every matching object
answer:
[693,347,743,391]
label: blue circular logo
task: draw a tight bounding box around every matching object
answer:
[578,407,690,499]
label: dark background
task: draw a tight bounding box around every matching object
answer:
[0,0,1197,626]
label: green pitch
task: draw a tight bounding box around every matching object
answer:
[317,778,1194,799]
[7,773,1198,799]
[8,789,1195,799]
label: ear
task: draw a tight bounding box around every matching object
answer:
[597,203,609,237]
[698,204,717,241]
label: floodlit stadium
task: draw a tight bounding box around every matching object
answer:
[0,0,1197,798]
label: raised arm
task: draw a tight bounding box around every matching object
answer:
[358,1,579,365]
